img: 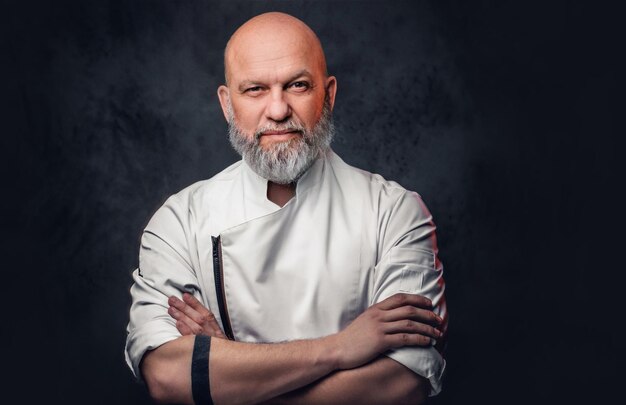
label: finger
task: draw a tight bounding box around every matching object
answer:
[385,332,433,348]
[169,306,204,335]
[175,320,194,336]
[169,295,206,326]
[198,309,226,338]
[184,304,223,336]
[182,292,204,310]
[182,293,226,338]
[169,295,190,312]
[382,305,442,325]
[170,300,226,337]
[376,293,433,311]
[168,305,181,321]
[181,293,216,326]
[384,320,443,339]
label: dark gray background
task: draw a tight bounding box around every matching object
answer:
[3,0,622,404]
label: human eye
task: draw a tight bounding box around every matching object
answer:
[242,85,267,97]
[288,81,310,92]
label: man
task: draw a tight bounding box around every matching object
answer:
[125,12,447,405]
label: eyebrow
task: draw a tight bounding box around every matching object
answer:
[237,69,313,92]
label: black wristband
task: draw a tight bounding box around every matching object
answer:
[191,335,213,405]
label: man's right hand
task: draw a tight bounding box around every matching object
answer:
[328,293,443,370]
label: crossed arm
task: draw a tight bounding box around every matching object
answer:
[141,292,444,405]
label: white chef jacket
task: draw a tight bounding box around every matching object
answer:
[124,148,447,396]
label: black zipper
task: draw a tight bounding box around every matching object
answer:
[212,235,234,340]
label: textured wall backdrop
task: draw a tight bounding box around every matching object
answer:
[3,1,621,404]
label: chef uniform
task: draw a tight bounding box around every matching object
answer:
[125,148,447,395]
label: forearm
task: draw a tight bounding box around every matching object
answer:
[210,336,338,404]
[261,356,429,405]
[153,292,440,404]
[141,335,195,404]
[141,335,339,405]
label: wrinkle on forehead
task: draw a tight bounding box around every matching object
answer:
[224,12,327,84]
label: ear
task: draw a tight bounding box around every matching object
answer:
[217,85,231,122]
[325,76,338,111]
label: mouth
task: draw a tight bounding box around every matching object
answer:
[257,129,302,142]
[260,129,301,136]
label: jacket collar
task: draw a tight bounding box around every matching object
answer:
[240,148,330,211]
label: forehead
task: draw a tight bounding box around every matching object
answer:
[226,32,325,84]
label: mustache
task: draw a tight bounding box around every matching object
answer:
[254,121,306,140]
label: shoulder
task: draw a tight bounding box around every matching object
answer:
[145,160,243,228]
[326,150,425,211]
[166,160,243,207]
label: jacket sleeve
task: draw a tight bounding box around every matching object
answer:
[124,194,200,380]
[372,189,448,396]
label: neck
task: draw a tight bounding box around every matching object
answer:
[267,181,296,207]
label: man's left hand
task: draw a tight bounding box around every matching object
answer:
[168,293,226,338]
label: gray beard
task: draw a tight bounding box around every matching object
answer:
[227,101,335,184]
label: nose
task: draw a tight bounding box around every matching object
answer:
[265,87,291,122]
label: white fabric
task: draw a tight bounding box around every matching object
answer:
[124,148,447,395]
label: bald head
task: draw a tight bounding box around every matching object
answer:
[216,12,338,183]
[216,11,337,171]
[224,12,328,84]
